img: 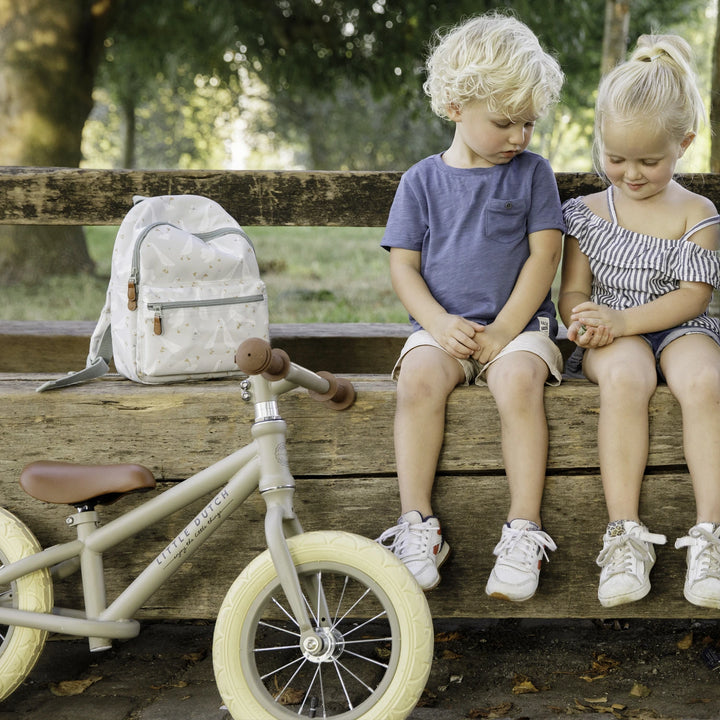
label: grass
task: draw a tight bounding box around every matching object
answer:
[0,226,409,324]
[1,226,564,323]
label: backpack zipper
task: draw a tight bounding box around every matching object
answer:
[127,223,255,311]
[148,294,265,335]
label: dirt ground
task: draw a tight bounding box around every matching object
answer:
[2,618,719,719]
[417,617,720,719]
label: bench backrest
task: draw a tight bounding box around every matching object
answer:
[2,167,718,227]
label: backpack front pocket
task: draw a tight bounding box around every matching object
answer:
[137,281,269,381]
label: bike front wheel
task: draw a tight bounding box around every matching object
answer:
[0,507,54,701]
[213,530,433,720]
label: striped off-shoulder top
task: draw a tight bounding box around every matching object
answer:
[562,186,720,335]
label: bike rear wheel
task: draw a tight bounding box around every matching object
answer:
[213,530,433,720]
[0,507,53,701]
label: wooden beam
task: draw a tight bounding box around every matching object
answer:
[1,167,718,226]
[0,375,686,481]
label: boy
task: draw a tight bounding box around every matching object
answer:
[377,12,565,602]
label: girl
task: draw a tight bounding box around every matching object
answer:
[560,34,720,609]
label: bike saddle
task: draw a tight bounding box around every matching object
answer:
[20,461,156,505]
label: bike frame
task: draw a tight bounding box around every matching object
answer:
[0,371,319,652]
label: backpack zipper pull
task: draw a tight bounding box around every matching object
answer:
[127,274,138,311]
[153,307,163,335]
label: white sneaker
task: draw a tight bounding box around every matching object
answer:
[596,520,667,607]
[376,511,450,591]
[485,519,557,602]
[675,523,720,609]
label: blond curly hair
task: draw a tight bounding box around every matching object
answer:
[423,12,563,121]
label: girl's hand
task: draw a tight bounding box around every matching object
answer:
[569,319,613,348]
[570,302,625,344]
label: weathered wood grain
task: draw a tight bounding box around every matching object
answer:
[0,167,718,226]
[0,375,685,481]
[5,474,705,620]
[0,321,413,374]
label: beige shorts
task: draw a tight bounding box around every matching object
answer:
[392,329,563,387]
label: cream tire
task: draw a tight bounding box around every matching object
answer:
[0,507,53,701]
[213,531,433,719]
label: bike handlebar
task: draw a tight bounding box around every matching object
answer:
[235,338,356,410]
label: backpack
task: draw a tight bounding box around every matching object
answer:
[37,195,269,392]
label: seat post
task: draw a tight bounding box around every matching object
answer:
[67,507,112,652]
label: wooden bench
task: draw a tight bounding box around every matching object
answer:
[2,167,720,621]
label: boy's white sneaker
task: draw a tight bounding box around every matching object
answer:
[675,523,720,609]
[596,520,667,608]
[485,519,556,602]
[376,511,450,591]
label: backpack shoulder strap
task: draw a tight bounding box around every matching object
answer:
[36,300,114,392]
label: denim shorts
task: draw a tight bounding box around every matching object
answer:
[565,324,720,381]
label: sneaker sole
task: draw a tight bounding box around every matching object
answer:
[684,587,720,609]
[485,575,537,603]
[420,542,451,592]
[598,581,651,608]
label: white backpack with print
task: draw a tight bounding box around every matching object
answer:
[38,195,269,391]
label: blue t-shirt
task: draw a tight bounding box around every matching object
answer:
[382,152,565,336]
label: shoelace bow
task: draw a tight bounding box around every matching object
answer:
[675,526,720,580]
[493,527,557,566]
[596,528,667,576]
[377,519,431,560]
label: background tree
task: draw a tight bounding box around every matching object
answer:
[602,0,631,75]
[0,0,111,283]
[0,0,711,284]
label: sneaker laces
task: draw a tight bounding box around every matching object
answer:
[377,517,431,562]
[596,526,666,577]
[675,525,720,581]
[492,525,557,569]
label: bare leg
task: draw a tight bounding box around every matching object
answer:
[583,337,657,522]
[394,345,465,517]
[661,334,720,524]
[485,351,550,526]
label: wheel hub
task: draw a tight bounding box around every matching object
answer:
[301,627,345,663]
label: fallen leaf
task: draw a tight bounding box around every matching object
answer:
[50,675,103,696]
[677,632,693,650]
[182,650,206,662]
[629,682,651,698]
[441,649,462,660]
[585,695,609,703]
[273,675,304,705]
[434,631,462,643]
[467,701,513,718]
[512,674,539,694]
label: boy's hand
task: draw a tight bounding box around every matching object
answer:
[429,313,483,359]
[471,322,513,364]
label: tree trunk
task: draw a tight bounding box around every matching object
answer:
[601,0,631,76]
[711,6,720,174]
[0,0,112,284]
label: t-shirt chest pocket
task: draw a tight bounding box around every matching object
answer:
[484,198,528,244]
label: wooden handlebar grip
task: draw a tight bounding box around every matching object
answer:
[235,338,273,375]
[309,372,356,410]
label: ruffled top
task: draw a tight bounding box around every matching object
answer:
[562,188,720,334]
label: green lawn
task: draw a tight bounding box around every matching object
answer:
[0,226,409,324]
[1,225,564,323]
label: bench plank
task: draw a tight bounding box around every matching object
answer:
[0,373,701,619]
[0,375,685,478]
[6,473,705,620]
[2,167,719,226]
[0,320,412,375]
